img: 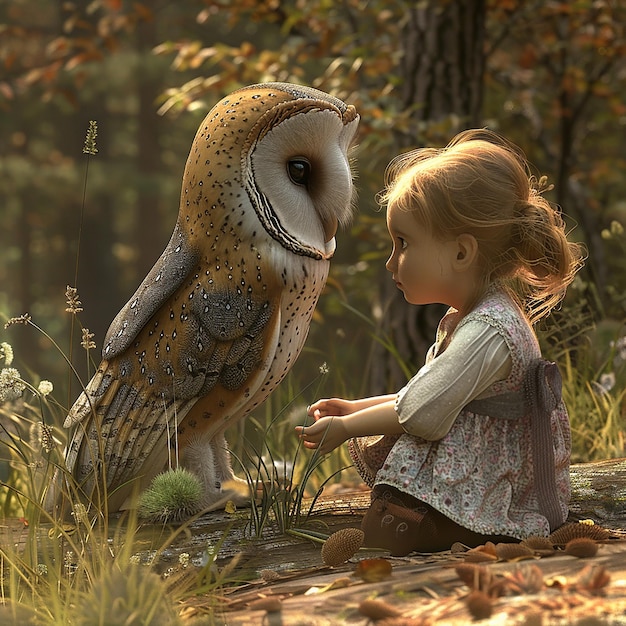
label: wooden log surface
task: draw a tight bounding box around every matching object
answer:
[214,458,626,625]
[1,458,625,624]
[568,458,626,526]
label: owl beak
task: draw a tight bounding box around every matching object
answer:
[324,237,337,257]
[323,215,338,244]
[321,216,338,258]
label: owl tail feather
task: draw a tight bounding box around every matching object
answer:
[56,360,198,514]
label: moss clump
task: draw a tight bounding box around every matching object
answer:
[138,468,203,523]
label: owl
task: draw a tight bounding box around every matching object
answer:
[55,83,359,514]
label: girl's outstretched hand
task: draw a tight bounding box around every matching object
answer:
[296,394,401,455]
[306,397,357,420]
[295,415,349,456]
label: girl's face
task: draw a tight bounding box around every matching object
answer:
[385,203,462,308]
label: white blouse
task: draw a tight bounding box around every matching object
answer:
[395,320,512,441]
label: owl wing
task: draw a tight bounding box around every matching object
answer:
[101,222,198,362]
[62,253,283,510]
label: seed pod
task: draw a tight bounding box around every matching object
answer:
[358,598,401,620]
[521,535,555,556]
[495,542,534,561]
[248,596,282,613]
[564,537,599,558]
[549,522,609,546]
[321,528,364,566]
[454,563,493,591]
[466,590,493,620]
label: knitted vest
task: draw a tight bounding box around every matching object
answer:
[353,289,571,539]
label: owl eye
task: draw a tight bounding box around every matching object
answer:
[287,158,311,187]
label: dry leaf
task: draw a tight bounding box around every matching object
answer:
[354,558,393,582]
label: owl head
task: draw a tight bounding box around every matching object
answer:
[181,82,359,260]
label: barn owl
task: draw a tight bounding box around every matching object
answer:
[56,83,359,514]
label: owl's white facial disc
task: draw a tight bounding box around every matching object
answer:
[247,108,358,259]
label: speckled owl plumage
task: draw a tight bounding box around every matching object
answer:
[54,83,359,514]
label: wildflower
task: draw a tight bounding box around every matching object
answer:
[129,554,141,565]
[4,313,31,329]
[31,421,56,453]
[591,372,615,396]
[71,503,89,526]
[178,552,190,568]
[81,327,96,350]
[319,362,329,375]
[613,335,626,366]
[0,367,26,402]
[37,380,54,396]
[83,120,98,156]
[64,551,75,577]
[0,342,14,365]
[65,286,83,314]
[36,563,48,576]
[37,421,55,453]
[599,372,616,393]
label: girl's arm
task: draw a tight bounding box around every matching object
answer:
[307,394,397,420]
[397,320,511,440]
[296,399,403,455]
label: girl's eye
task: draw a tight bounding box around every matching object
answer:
[398,237,407,250]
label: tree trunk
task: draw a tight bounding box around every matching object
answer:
[369,0,487,394]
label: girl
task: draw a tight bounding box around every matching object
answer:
[296,129,584,555]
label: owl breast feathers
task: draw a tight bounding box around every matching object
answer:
[53,83,359,514]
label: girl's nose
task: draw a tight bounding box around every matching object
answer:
[385,251,394,272]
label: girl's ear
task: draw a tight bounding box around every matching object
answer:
[454,234,479,271]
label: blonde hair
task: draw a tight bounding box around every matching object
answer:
[380,129,585,323]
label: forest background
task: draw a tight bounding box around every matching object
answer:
[1,0,625,465]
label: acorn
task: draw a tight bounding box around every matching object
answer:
[321,528,364,566]
[549,522,609,546]
[563,537,599,558]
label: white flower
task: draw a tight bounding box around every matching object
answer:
[613,335,626,366]
[599,372,616,393]
[178,552,190,568]
[0,367,25,402]
[0,342,14,366]
[319,362,329,375]
[38,380,54,396]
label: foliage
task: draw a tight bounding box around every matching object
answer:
[0,332,248,624]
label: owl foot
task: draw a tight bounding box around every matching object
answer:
[179,433,252,514]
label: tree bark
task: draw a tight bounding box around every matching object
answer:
[370,0,487,394]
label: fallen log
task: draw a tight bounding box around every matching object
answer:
[569,457,626,528]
